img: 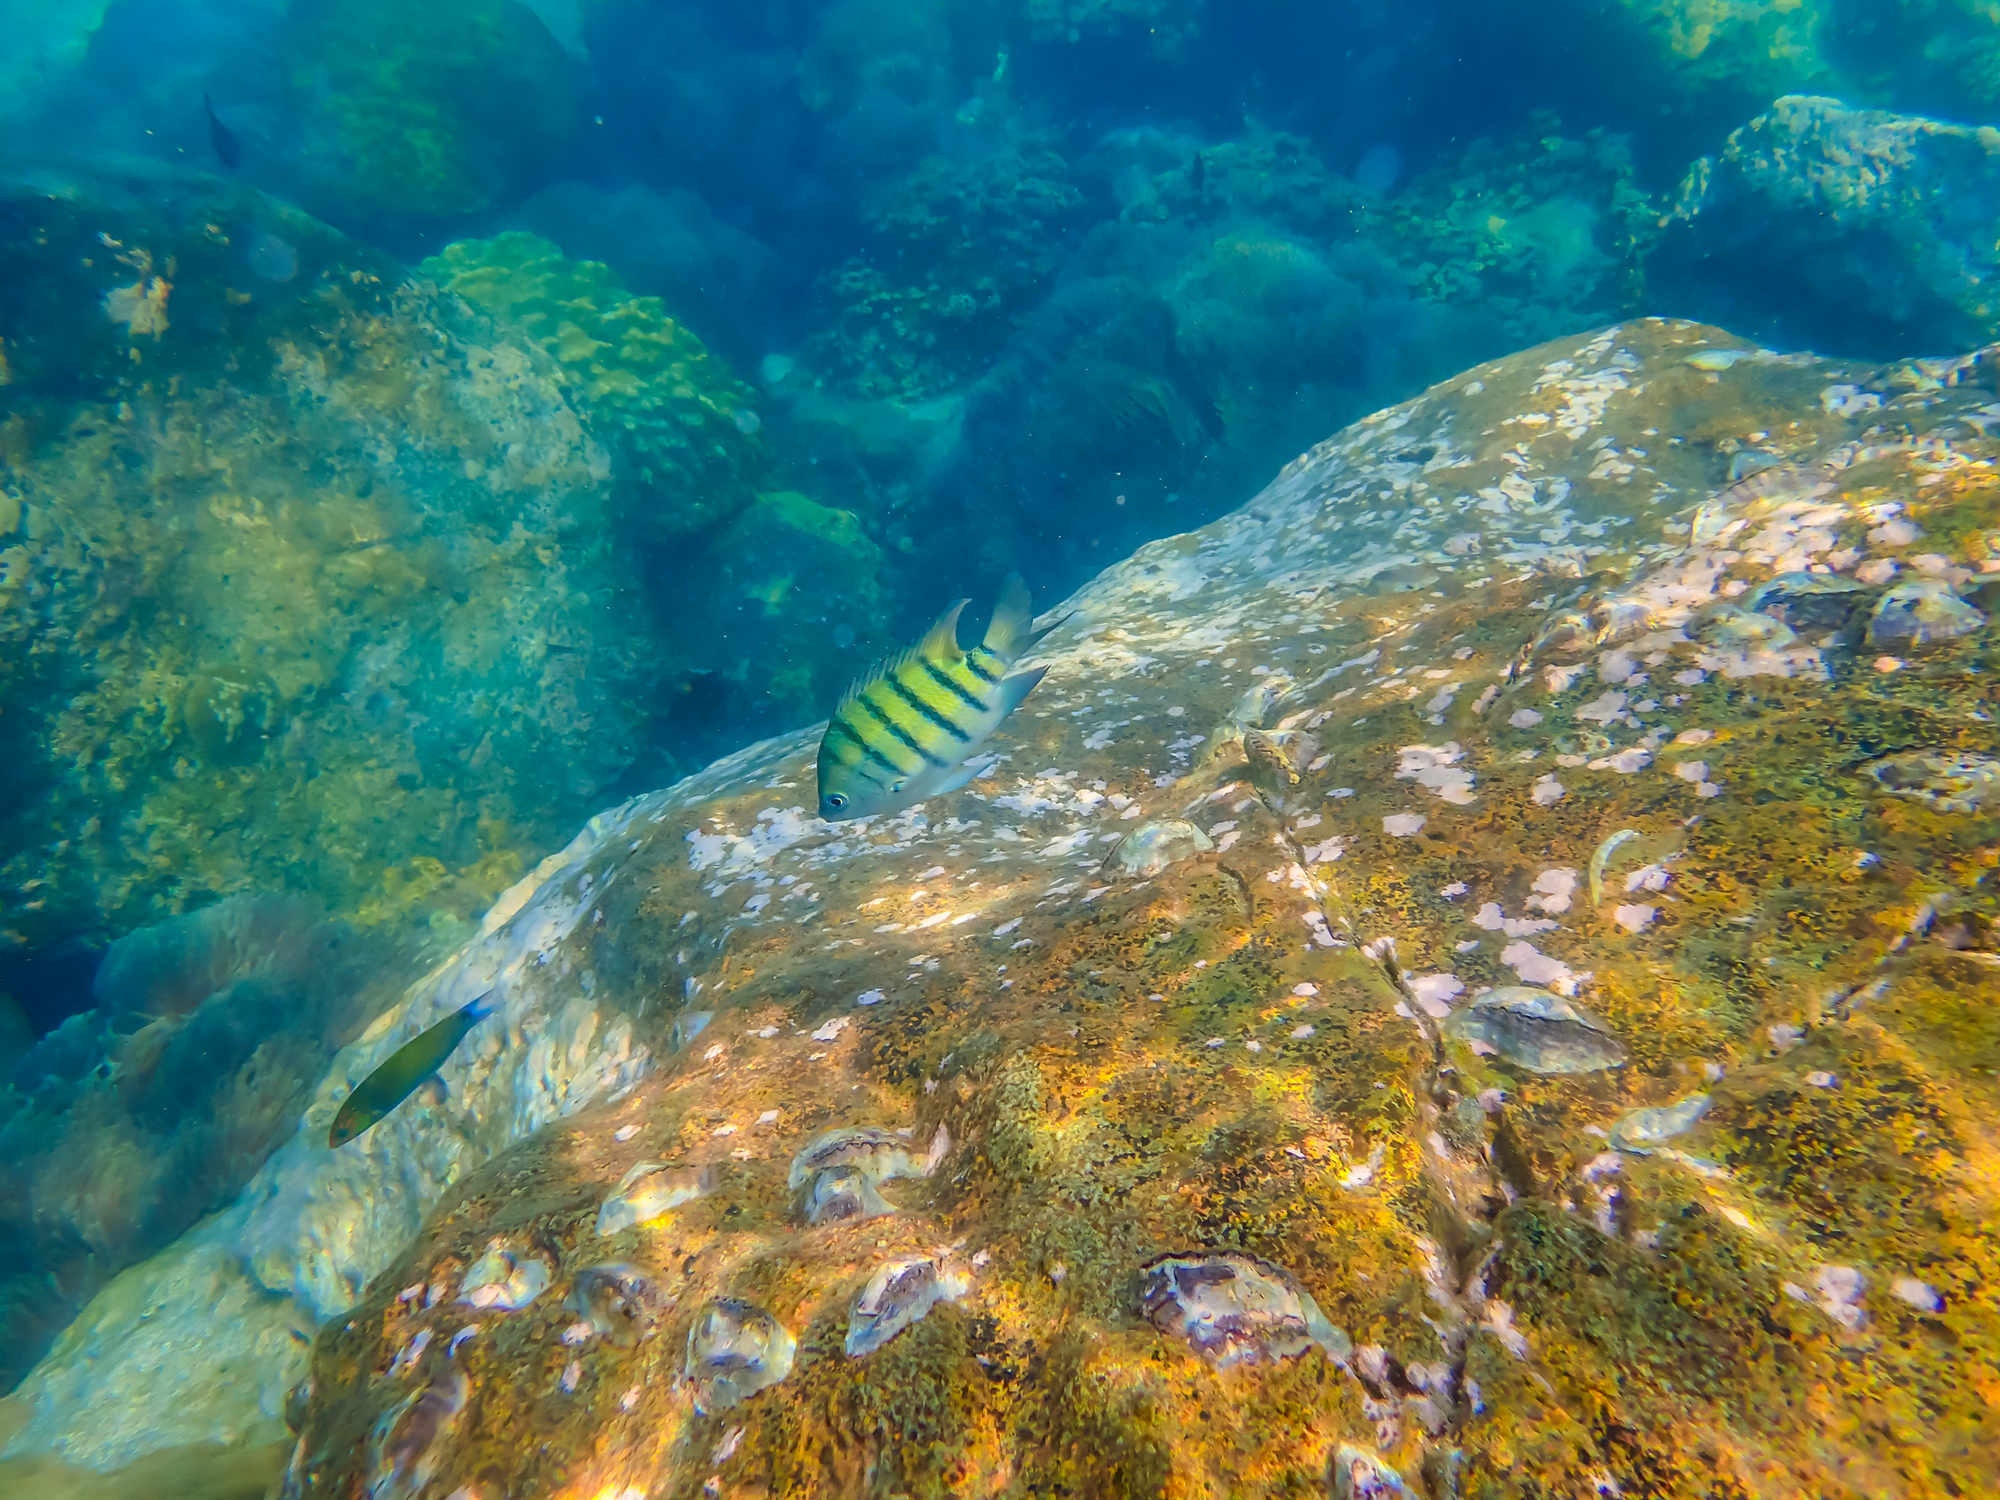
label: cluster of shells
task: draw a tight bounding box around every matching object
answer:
[330,1099,1463,1498]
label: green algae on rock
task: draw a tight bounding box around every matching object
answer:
[282,0,581,232]
[0,171,651,958]
[10,319,2000,1497]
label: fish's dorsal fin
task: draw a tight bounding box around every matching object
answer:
[836,600,971,708]
[917,599,971,664]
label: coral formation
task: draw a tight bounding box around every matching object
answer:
[9,319,1996,1496]
[420,232,761,541]
[812,151,1087,401]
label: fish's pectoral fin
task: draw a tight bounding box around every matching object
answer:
[417,1074,448,1108]
[930,757,991,797]
[997,666,1047,716]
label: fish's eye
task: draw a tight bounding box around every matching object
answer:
[892,782,904,793]
[827,793,846,809]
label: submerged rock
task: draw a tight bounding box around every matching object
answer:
[845,1257,971,1357]
[1139,1253,1351,1368]
[282,0,579,231]
[1655,95,2000,354]
[20,321,2000,1494]
[0,168,655,959]
[1445,987,1628,1074]
[684,1299,796,1413]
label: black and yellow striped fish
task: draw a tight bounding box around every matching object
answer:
[816,574,1051,822]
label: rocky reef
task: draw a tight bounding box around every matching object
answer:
[0,165,653,958]
[281,0,581,234]
[5,318,1996,1496]
[0,896,390,1392]
[1655,94,2000,358]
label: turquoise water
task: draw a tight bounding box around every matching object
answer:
[1,2,1997,1494]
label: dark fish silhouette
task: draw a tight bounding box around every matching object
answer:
[204,94,240,170]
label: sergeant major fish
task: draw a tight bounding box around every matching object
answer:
[330,990,495,1147]
[816,573,1052,821]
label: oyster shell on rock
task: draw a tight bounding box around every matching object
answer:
[1331,1443,1414,1499]
[565,1262,672,1346]
[1444,986,1627,1074]
[1743,571,1869,633]
[684,1298,795,1413]
[789,1123,949,1227]
[845,1256,971,1357]
[1243,726,1319,807]
[1868,750,2000,814]
[595,1161,719,1237]
[1866,578,1986,649]
[1138,1252,1351,1368]
[1101,818,1215,879]
[457,1243,552,1310]
[1690,603,1797,651]
[799,1163,892,1225]
[366,1368,468,1500]
[1608,1093,1710,1154]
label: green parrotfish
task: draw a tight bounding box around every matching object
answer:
[329,990,495,1148]
[816,573,1053,822]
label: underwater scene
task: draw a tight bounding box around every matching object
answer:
[2,0,2000,1496]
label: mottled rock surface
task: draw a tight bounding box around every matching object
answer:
[10,318,2000,1497]
[0,165,653,954]
[1655,94,2000,357]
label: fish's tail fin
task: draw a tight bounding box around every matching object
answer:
[982,573,1058,662]
[462,988,498,1023]
[985,573,1073,663]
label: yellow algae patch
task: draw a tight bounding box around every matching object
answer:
[102,276,170,338]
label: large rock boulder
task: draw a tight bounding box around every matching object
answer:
[8,318,1999,1495]
[1652,94,2000,357]
[0,166,654,957]
[281,0,582,234]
